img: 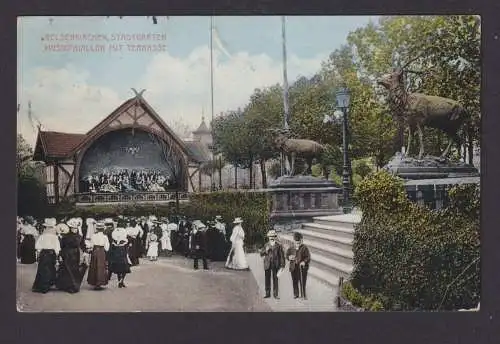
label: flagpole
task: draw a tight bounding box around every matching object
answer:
[282,15,290,131]
[210,16,215,191]
[281,16,290,177]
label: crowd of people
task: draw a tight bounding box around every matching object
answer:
[81,169,174,193]
[16,214,248,294]
[17,213,311,300]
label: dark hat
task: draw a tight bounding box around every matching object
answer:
[293,232,303,241]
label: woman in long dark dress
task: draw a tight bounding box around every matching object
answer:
[87,222,110,290]
[126,220,142,265]
[20,221,38,264]
[108,227,131,288]
[56,221,83,293]
[32,218,60,294]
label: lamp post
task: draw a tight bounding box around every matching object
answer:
[323,87,352,214]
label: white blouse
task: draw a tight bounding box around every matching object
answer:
[22,224,39,237]
[215,222,226,235]
[230,225,245,243]
[127,225,143,238]
[35,233,61,255]
[112,228,128,243]
[90,232,110,251]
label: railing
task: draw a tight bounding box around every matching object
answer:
[74,191,189,204]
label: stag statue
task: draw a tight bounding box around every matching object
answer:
[272,129,325,176]
[378,59,472,162]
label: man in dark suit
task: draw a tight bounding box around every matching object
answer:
[292,232,311,300]
[259,230,285,299]
[193,221,209,270]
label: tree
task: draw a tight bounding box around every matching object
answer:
[17,134,46,217]
[212,110,261,188]
[344,16,480,163]
[243,86,283,187]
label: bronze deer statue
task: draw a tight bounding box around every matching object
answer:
[378,64,472,162]
[272,129,325,176]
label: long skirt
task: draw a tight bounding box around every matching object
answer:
[128,237,140,265]
[20,235,37,264]
[32,249,57,293]
[108,245,131,274]
[225,242,249,270]
[87,246,108,287]
[56,247,82,293]
[212,234,228,261]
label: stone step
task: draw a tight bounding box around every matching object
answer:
[281,233,353,266]
[312,253,353,280]
[294,229,353,252]
[313,213,361,230]
[302,222,354,241]
[307,265,340,290]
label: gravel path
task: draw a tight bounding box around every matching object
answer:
[16,256,271,312]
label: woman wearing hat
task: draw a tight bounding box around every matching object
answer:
[56,220,83,293]
[225,217,249,270]
[32,218,60,293]
[159,222,173,257]
[108,226,131,288]
[19,217,39,264]
[126,220,143,265]
[87,222,110,290]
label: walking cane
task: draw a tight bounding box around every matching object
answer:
[299,264,303,298]
[299,265,305,299]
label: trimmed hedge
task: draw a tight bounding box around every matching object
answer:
[351,171,480,311]
[48,191,270,249]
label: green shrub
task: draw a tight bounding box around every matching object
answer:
[50,191,269,249]
[341,281,385,311]
[18,175,48,219]
[351,171,480,311]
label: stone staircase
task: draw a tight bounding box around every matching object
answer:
[279,213,361,288]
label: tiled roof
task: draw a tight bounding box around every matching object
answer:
[184,141,211,163]
[38,131,87,158]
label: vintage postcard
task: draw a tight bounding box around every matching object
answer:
[17,15,480,312]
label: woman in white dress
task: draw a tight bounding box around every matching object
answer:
[225,217,249,270]
[160,224,172,256]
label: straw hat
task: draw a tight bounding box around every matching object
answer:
[95,222,106,231]
[233,217,243,224]
[215,215,223,220]
[266,230,277,238]
[56,223,70,235]
[67,218,79,228]
[150,233,158,241]
[43,218,57,228]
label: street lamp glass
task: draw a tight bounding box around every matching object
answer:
[336,87,351,109]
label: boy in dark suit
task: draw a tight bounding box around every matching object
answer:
[290,232,311,300]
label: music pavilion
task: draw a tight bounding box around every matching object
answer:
[33,93,213,206]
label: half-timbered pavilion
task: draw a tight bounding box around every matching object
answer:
[33,94,210,205]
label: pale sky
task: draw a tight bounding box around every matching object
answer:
[17,16,379,146]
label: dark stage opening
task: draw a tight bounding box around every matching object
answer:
[78,128,186,193]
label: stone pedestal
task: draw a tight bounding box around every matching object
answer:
[266,175,342,225]
[384,153,480,210]
[384,153,479,180]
